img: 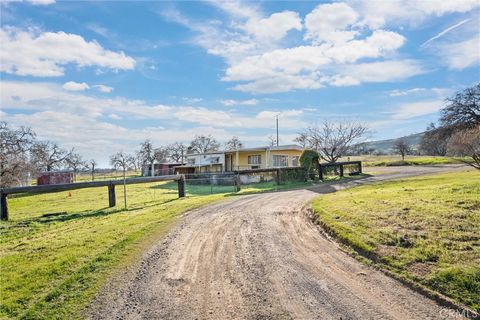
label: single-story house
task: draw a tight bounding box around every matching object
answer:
[175,145,304,173]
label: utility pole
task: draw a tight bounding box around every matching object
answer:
[275,114,279,146]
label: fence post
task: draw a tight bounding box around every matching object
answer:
[178,175,185,198]
[1,192,8,221]
[358,161,362,174]
[339,164,344,177]
[235,175,241,192]
[108,183,116,207]
[275,169,281,185]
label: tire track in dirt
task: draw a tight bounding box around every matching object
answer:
[88,165,469,320]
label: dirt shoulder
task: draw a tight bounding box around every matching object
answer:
[88,165,469,320]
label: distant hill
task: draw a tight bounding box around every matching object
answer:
[361,132,424,154]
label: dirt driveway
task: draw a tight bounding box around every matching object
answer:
[88,165,469,320]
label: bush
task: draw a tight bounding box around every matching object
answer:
[300,150,319,180]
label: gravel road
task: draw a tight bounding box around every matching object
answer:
[88,165,469,320]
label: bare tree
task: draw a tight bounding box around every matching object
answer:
[110,151,134,208]
[137,140,156,176]
[30,141,72,172]
[154,146,169,163]
[393,138,412,160]
[293,132,308,148]
[447,126,480,169]
[225,136,243,150]
[65,152,85,181]
[440,83,479,130]
[0,122,36,187]
[419,123,451,156]
[167,142,188,163]
[189,135,220,153]
[299,120,367,163]
[86,159,97,181]
[267,135,277,147]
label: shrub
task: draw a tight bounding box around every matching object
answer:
[300,150,319,180]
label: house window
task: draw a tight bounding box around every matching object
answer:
[273,155,288,167]
[187,158,195,165]
[248,155,261,165]
[292,156,299,167]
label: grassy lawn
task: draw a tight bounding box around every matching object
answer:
[311,170,480,312]
[0,181,230,319]
[343,155,468,167]
[0,177,327,319]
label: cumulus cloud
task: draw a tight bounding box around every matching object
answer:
[0,26,135,77]
[62,81,90,91]
[244,11,302,41]
[93,85,114,93]
[304,2,359,44]
[161,1,479,94]
[1,81,305,129]
[351,0,480,29]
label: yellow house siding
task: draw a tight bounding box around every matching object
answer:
[236,152,266,169]
[270,150,303,166]
[228,149,303,169]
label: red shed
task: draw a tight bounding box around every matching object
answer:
[37,171,74,185]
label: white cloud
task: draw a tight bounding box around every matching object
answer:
[351,0,480,29]
[244,11,302,41]
[108,113,122,120]
[62,81,90,91]
[305,3,359,44]
[0,26,135,77]
[181,97,203,104]
[391,100,443,119]
[163,1,426,94]
[220,99,258,106]
[438,35,480,70]
[1,81,305,164]
[1,81,305,130]
[26,0,55,5]
[93,85,114,93]
[388,87,450,97]
[334,60,426,86]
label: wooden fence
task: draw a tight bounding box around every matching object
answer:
[318,161,362,180]
[233,167,305,185]
[0,175,185,221]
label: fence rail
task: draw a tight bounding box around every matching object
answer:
[318,161,362,180]
[0,175,185,221]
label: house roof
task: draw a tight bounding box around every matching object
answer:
[187,144,304,156]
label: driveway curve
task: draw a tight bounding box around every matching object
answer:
[88,165,468,320]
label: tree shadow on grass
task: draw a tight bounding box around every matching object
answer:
[9,196,181,226]
[151,182,236,196]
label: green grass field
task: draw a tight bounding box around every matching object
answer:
[0,177,327,319]
[0,181,232,319]
[311,170,480,312]
[342,155,468,167]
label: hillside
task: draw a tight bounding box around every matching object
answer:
[361,132,424,153]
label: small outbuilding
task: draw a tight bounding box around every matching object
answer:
[37,171,74,185]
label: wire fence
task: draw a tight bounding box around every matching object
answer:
[3,162,364,220]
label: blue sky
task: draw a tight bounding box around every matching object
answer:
[1,0,479,165]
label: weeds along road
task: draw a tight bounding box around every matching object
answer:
[89,165,468,320]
